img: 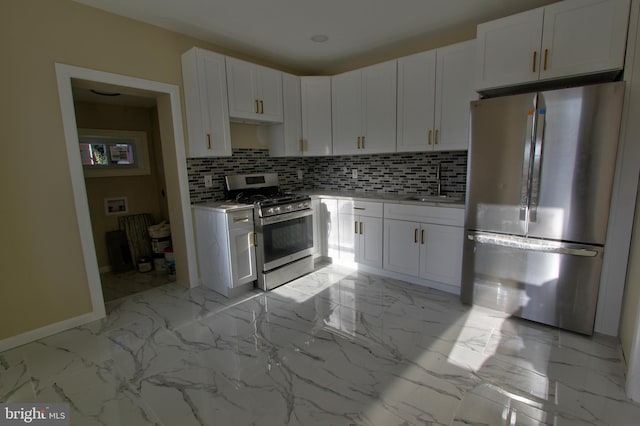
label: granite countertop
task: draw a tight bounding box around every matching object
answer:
[296,190,466,209]
[191,201,254,213]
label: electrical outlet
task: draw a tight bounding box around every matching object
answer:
[352,169,358,179]
[297,170,303,180]
[204,175,213,188]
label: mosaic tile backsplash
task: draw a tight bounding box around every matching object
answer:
[187,149,467,203]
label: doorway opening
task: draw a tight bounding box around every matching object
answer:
[71,81,174,302]
[55,64,198,324]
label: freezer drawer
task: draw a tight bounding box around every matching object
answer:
[460,231,603,335]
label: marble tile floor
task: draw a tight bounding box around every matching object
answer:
[2,263,640,425]
[101,269,173,303]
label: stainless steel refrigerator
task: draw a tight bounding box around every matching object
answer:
[460,81,625,335]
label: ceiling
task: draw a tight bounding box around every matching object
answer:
[73,0,556,74]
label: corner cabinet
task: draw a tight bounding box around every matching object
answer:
[397,40,475,153]
[268,72,302,157]
[226,57,284,123]
[181,48,232,157]
[332,60,397,155]
[301,77,332,156]
[383,203,464,287]
[475,0,630,91]
[268,75,332,157]
[192,206,257,297]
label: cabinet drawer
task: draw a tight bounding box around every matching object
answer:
[384,203,463,226]
[338,200,383,217]
[227,210,254,228]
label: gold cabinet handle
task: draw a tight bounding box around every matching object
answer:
[543,49,548,71]
[354,220,358,234]
[435,129,439,145]
[255,99,260,113]
[353,207,365,211]
[414,228,418,243]
[251,232,257,247]
[428,130,432,145]
[233,216,250,223]
[361,136,365,149]
[359,222,363,235]
[260,100,264,114]
[421,229,425,244]
[207,133,212,149]
[304,139,308,151]
[532,51,537,73]
[299,139,304,152]
[357,136,361,149]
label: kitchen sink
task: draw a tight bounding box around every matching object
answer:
[404,195,462,203]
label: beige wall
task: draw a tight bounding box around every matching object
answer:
[0,0,263,341]
[74,102,168,268]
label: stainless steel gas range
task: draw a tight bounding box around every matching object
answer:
[225,173,314,291]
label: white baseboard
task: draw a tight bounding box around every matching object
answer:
[0,310,106,353]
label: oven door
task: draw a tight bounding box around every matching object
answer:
[258,209,314,271]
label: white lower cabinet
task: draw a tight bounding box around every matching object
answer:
[314,198,464,290]
[337,200,383,267]
[383,203,464,287]
[192,207,256,297]
[318,198,340,259]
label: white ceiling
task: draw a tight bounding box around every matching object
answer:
[73,0,556,74]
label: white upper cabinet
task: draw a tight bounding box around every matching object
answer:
[397,40,475,153]
[434,40,477,151]
[267,72,302,157]
[397,49,437,153]
[476,0,630,92]
[226,57,283,123]
[539,0,630,80]
[332,60,397,155]
[475,8,544,90]
[181,47,232,157]
[301,77,332,156]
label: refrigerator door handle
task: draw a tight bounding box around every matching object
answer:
[529,106,546,222]
[519,109,536,221]
[467,232,599,257]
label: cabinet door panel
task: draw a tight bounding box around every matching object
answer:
[540,0,629,80]
[363,60,397,153]
[258,66,284,122]
[475,8,544,90]
[338,213,356,263]
[435,40,476,151]
[332,70,363,155]
[383,219,420,277]
[181,48,231,157]
[359,216,383,268]
[301,77,332,156]
[397,50,436,152]
[226,58,259,119]
[320,199,340,259]
[229,225,256,286]
[420,224,463,286]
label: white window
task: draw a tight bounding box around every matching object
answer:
[78,129,150,177]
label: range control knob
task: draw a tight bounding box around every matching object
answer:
[266,207,274,215]
[286,205,293,211]
[274,206,282,213]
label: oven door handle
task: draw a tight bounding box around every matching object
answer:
[259,209,312,226]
